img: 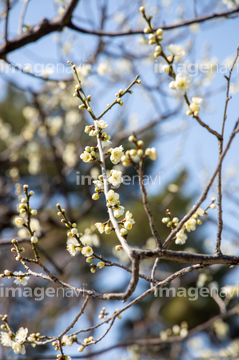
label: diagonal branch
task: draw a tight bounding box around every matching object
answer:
[215,46,239,254]
[162,119,239,250]
[137,160,162,248]
[67,7,239,37]
[0,0,79,58]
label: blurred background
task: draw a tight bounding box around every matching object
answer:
[0,0,239,359]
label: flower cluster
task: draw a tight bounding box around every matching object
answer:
[162,198,216,245]
[140,7,205,117]
[80,146,97,163]
[56,204,97,260]
[159,321,188,341]
[145,147,157,160]
[92,175,104,200]
[120,136,158,167]
[95,222,112,234]
[187,97,203,117]
[120,211,135,236]
[0,326,28,355]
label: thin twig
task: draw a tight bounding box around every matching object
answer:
[67,7,239,37]
[4,0,10,45]
[162,119,239,250]
[215,46,239,254]
[18,0,30,34]
[137,160,162,247]
[57,296,91,340]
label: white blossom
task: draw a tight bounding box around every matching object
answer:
[13,271,29,286]
[15,328,28,343]
[185,218,197,232]
[167,44,185,59]
[81,246,93,257]
[108,170,123,187]
[195,207,204,216]
[125,211,135,225]
[124,221,133,230]
[145,147,157,160]
[0,332,12,347]
[95,223,105,234]
[80,151,93,163]
[67,238,81,256]
[113,206,125,218]
[12,342,26,355]
[93,179,104,190]
[102,140,112,148]
[189,97,203,115]
[15,217,24,227]
[81,233,100,247]
[110,146,124,164]
[169,72,192,95]
[95,120,108,129]
[106,190,119,206]
[175,229,187,245]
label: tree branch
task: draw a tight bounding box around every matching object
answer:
[0,0,79,58]
[68,7,239,37]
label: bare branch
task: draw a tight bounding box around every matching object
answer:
[0,0,79,58]
[68,8,239,37]
[18,0,30,34]
[215,46,239,254]
[163,119,239,250]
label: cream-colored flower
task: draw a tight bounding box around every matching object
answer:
[113,206,125,218]
[106,190,119,206]
[108,170,123,187]
[125,211,135,225]
[185,218,197,232]
[189,97,203,116]
[12,342,26,355]
[175,230,187,245]
[81,246,93,257]
[97,261,105,268]
[13,271,29,286]
[93,179,104,190]
[145,147,157,160]
[95,120,108,129]
[195,207,204,216]
[120,228,128,236]
[89,129,99,136]
[110,146,124,164]
[15,217,24,227]
[62,335,73,346]
[102,140,112,148]
[124,221,133,230]
[169,72,192,95]
[81,233,100,247]
[80,151,93,163]
[0,332,12,347]
[67,238,81,256]
[15,328,28,343]
[167,44,185,59]
[95,222,105,234]
[30,236,38,244]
